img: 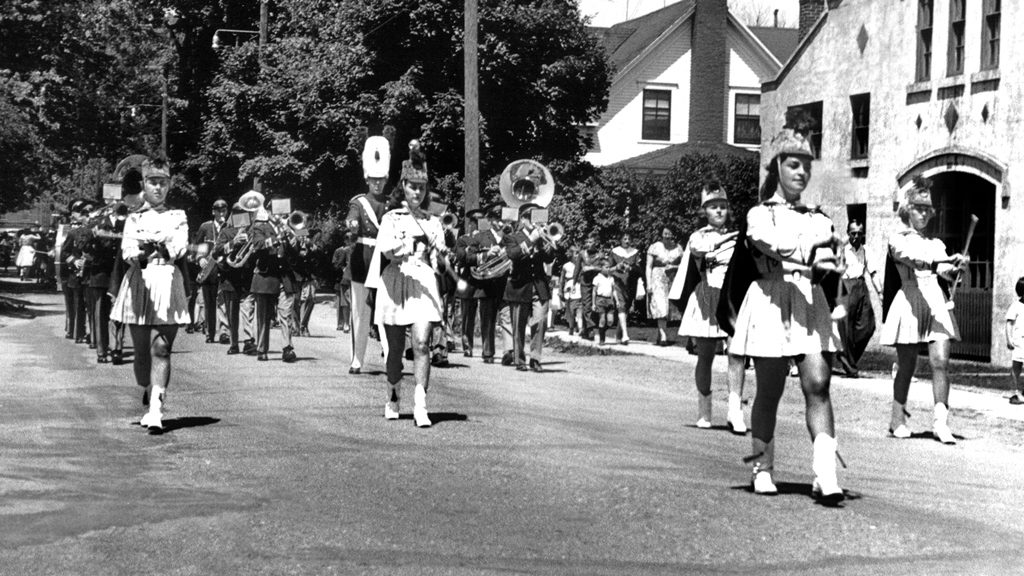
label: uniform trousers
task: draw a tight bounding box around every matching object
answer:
[222,290,242,347]
[349,281,372,369]
[510,295,549,366]
[240,292,255,343]
[86,287,111,355]
[478,296,513,360]
[460,297,478,353]
[65,283,88,340]
[293,280,316,331]
[200,283,219,337]
[337,282,351,328]
[277,290,295,349]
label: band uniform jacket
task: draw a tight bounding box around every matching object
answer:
[502,229,556,303]
[454,231,480,298]
[249,221,299,295]
[193,219,223,285]
[465,228,510,299]
[61,225,91,289]
[214,226,253,294]
[82,221,119,289]
[346,193,387,284]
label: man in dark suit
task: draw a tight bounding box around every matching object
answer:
[454,207,483,356]
[503,204,556,372]
[466,204,513,364]
[249,206,299,363]
[193,199,229,343]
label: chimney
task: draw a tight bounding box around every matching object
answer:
[798,0,825,42]
[688,0,729,144]
[774,9,779,28]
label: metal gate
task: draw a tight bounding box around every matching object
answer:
[950,261,992,361]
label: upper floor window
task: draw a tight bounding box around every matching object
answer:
[917,0,934,81]
[733,94,761,145]
[641,89,671,141]
[787,102,823,160]
[981,0,1001,70]
[947,0,966,76]
[850,93,870,160]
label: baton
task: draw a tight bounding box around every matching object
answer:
[947,214,978,308]
[402,202,469,294]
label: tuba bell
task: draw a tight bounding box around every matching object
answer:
[499,159,555,208]
[288,210,308,231]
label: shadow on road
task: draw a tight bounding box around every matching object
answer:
[730,482,864,508]
[148,416,221,435]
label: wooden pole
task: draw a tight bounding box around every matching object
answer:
[464,0,480,211]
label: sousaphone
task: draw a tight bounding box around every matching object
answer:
[498,159,555,208]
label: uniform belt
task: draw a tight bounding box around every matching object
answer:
[357,237,376,246]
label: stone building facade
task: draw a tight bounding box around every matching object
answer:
[762,0,1013,363]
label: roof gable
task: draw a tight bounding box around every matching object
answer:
[747,26,800,63]
[592,1,695,74]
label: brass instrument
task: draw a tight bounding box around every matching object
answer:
[225,231,259,268]
[441,212,458,230]
[498,159,555,208]
[470,247,512,280]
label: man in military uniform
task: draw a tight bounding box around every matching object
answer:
[214,201,256,355]
[194,199,229,343]
[249,200,299,363]
[62,199,95,344]
[454,207,483,356]
[466,204,514,364]
[345,136,390,374]
[503,203,556,372]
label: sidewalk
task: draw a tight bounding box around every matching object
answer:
[546,327,1024,426]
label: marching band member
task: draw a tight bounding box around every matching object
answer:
[249,199,299,363]
[728,113,846,503]
[372,142,444,427]
[466,204,514,364]
[107,169,145,365]
[333,231,353,331]
[676,181,743,431]
[346,136,391,374]
[455,207,483,356]
[292,227,319,338]
[880,176,968,444]
[110,158,190,432]
[193,199,229,343]
[62,200,94,344]
[503,203,557,371]
[82,202,125,363]
[214,201,257,355]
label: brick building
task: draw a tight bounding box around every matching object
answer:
[585,0,798,168]
[762,0,1011,363]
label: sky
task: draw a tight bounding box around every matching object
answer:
[578,0,800,28]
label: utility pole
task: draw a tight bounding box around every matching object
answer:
[464,0,480,211]
[161,75,169,160]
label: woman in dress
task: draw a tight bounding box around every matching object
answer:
[677,182,746,432]
[110,158,190,432]
[880,176,968,444]
[16,230,40,281]
[610,233,641,345]
[645,225,683,345]
[728,115,846,503]
[372,142,445,428]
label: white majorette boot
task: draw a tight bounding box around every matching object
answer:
[727,392,747,435]
[750,438,777,495]
[413,383,431,428]
[811,433,844,504]
[932,403,956,444]
[890,400,911,438]
[139,385,164,431]
[384,380,401,420]
[696,393,712,429]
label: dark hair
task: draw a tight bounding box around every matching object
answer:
[660,224,678,238]
[1016,277,1024,298]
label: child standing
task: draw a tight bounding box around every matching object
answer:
[1005,277,1024,405]
[593,257,616,345]
[561,247,582,335]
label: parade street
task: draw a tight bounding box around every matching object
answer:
[1,289,1022,576]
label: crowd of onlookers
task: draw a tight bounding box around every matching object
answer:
[0,228,59,284]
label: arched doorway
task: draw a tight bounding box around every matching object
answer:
[927,171,996,360]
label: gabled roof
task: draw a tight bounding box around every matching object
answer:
[610,141,757,174]
[747,26,800,64]
[590,1,695,74]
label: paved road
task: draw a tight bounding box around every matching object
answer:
[1,289,1022,575]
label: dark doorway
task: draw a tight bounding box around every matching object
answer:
[928,171,995,360]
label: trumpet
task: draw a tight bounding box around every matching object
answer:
[441,212,458,230]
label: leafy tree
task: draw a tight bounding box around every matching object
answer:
[194,0,611,212]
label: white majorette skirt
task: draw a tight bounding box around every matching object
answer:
[678,282,727,339]
[880,277,959,345]
[729,273,840,358]
[374,259,443,326]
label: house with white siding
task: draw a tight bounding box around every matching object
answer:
[585,0,798,169]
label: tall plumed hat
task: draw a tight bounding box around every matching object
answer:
[766,108,816,166]
[700,180,729,207]
[362,135,391,179]
[400,139,428,183]
[904,175,933,207]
